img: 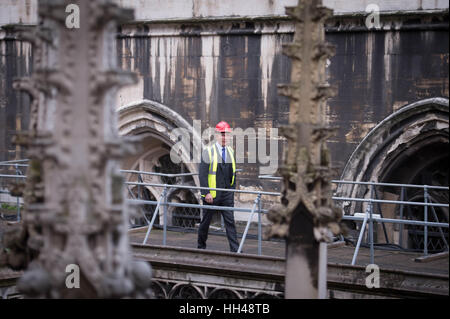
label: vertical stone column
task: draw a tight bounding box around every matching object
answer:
[2,0,152,298]
[267,0,342,298]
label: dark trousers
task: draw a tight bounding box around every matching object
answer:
[197,196,239,252]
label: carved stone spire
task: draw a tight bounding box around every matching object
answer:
[4,0,152,298]
[267,0,342,298]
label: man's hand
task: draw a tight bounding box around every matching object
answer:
[205,193,213,204]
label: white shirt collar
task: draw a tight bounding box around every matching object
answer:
[216,142,226,162]
[216,142,226,151]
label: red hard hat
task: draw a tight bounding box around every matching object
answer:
[215,121,231,133]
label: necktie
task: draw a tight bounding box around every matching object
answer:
[222,147,226,163]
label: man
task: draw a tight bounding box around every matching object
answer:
[197,121,239,252]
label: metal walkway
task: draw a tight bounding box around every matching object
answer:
[1,160,449,298]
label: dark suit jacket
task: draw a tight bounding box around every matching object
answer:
[199,145,236,202]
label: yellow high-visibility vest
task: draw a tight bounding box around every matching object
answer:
[203,145,236,198]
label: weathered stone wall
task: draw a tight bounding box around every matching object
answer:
[114,14,449,191]
[3,0,449,25]
[327,28,449,170]
[0,0,37,26]
[0,2,448,203]
[116,20,292,194]
[0,30,32,164]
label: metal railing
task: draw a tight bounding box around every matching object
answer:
[124,173,280,255]
[258,175,449,264]
[2,160,448,262]
[0,161,26,222]
[0,161,278,255]
[332,180,449,265]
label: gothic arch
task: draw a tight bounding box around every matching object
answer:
[118,100,204,227]
[118,99,202,181]
[169,283,205,299]
[208,288,243,299]
[336,97,449,234]
[150,281,169,299]
[337,97,448,198]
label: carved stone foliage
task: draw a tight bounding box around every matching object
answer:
[0,0,152,298]
[267,0,341,243]
[266,0,342,298]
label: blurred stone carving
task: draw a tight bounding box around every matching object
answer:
[267,0,342,298]
[0,0,152,298]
